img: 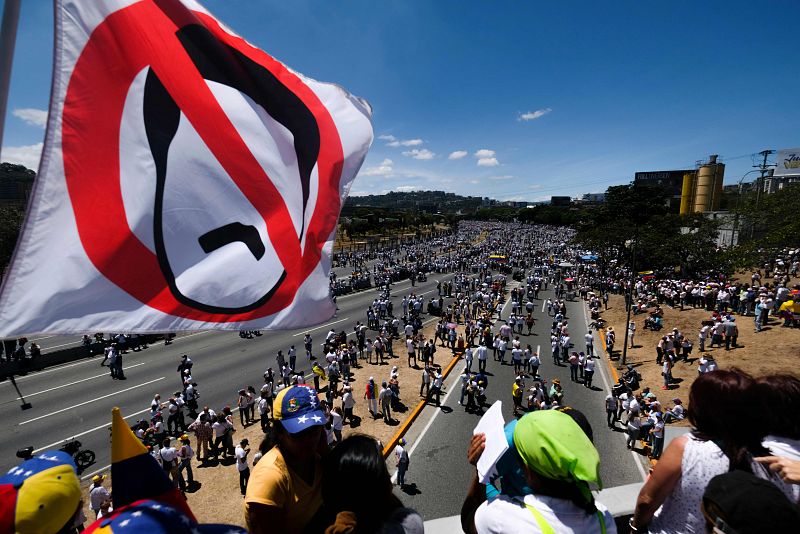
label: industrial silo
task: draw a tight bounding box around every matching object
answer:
[692,155,725,213]
[680,172,696,215]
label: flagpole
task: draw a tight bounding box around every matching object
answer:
[0,0,22,159]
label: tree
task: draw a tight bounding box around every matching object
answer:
[727,183,800,269]
[0,205,25,278]
[573,182,723,277]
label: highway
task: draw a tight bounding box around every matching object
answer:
[0,264,451,479]
[394,281,647,521]
[1,262,648,524]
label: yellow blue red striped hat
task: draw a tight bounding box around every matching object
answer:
[0,450,81,534]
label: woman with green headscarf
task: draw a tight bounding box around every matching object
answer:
[461,410,616,533]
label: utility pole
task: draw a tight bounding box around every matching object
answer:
[752,149,775,238]
[0,0,22,156]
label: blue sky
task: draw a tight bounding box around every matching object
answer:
[2,0,798,202]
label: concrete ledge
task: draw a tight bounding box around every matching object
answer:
[0,335,163,380]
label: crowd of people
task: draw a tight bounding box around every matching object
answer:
[5,222,799,533]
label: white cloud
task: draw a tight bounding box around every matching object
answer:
[1,142,43,170]
[474,149,495,158]
[12,108,48,128]
[528,184,542,189]
[519,108,552,121]
[399,139,423,146]
[348,190,371,197]
[488,175,513,180]
[395,185,421,193]
[402,148,435,160]
[477,157,499,167]
[385,137,423,148]
[360,158,394,177]
[467,179,480,185]
[448,150,468,160]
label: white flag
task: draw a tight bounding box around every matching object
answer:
[0,0,373,335]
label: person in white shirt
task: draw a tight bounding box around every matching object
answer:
[235,438,251,495]
[476,342,488,373]
[379,381,394,423]
[177,434,195,486]
[465,410,616,534]
[628,320,636,348]
[330,407,344,443]
[394,438,410,487]
[605,393,619,429]
[342,385,356,424]
[663,398,685,423]
[583,357,596,389]
[584,331,594,356]
[427,371,443,407]
[258,392,270,432]
[89,474,111,518]
[158,439,182,489]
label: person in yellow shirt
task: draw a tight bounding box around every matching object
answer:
[512,377,524,417]
[244,385,328,534]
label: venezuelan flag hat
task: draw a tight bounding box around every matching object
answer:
[84,499,246,533]
[0,450,81,534]
[109,407,195,521]
[273,385,326,433]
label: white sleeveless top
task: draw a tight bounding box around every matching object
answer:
[648,436,728,534]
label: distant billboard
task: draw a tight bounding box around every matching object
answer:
[774,147,800,177]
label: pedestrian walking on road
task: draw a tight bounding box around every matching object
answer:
[476,341,488,373]
[605,392,618,429]
[112,348,125,380]
[585,330,594,356]
[395,438,410,488]
[584,356,596,388]
[568,352,579,382]
[304,333,314,360]
[427,371,443,407]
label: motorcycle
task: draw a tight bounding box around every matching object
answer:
[14,439,95,473]
[60,439,96,472]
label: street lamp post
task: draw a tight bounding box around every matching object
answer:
[620,239,637,366]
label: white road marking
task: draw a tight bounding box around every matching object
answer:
[293,317,350,336]
[31,335,58,341]
[581,301,647,481]
[17,363,146,400]
[6,357,100,382]
[390,364,460,483]
[18,377,165,426]
[5,332,212,385]
[33,407,152,454]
